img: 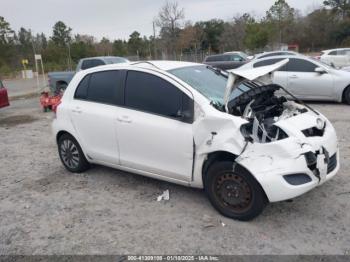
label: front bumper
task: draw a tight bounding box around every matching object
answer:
[236,118,339,202]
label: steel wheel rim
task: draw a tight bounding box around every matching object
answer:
[60,139,80,169]
[215,172,253,213]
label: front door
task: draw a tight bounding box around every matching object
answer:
[116,70,194,182]
[285,58,333,99]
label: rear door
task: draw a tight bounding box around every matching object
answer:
[116,70,194,182]
[69,70,123,164]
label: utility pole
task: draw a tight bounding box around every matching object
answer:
[153,21,157,60]
[31,35,40,89]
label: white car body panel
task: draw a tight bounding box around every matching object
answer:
[53,60,340,203]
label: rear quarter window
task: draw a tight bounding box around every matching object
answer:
[74,75,90,99]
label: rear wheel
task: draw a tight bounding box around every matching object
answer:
[343,86,350,104]
[58,134,90,173]
[204,161,268,221]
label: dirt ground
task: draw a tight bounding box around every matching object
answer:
[0,97,349,255]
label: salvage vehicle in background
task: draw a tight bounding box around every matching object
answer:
[0,79,9,108]
[48,56,129,92]
[53,60,339,221]
[203,52,248,70]
[239,55,350,104]
[320,48,350,68]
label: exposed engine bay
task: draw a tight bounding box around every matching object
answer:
[227,82,308,143]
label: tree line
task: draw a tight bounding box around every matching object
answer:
[1,0,350,76]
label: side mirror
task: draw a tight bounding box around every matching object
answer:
[176,110,193,123]
[315,67,327,74]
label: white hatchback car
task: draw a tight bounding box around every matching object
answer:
[53,60,339,220]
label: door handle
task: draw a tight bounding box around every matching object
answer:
[289,75,298,79]
[72,107,82,114]
[116,116,132,123]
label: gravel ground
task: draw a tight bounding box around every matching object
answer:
[0,97,349,255]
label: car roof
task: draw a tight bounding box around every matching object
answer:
[254,51,299,58]
[81,56,128,61]
[136,60,201,71]
[323,48,350,52]
[240,54,312,69]
[81,60,202,73]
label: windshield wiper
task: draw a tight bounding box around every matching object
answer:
[206,66,227,77]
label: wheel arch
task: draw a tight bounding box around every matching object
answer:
[56,130,74,144]
[342,84,350,103]
[201,150,269,201]
[202,151,238,187]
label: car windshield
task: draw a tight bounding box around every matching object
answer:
[238,52,248,60]
[104,57,129,64]
[169,65,256,107]
[169,65,227,105]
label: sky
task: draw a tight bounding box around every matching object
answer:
[1,0,325,40]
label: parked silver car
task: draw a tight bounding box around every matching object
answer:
[238,55,350,104]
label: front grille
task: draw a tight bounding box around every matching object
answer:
[327,153,337,174]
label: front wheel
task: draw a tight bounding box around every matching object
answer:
[204,161,268,221]
[58,134,90,173]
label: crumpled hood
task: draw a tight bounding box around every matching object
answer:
[224,59,289,110]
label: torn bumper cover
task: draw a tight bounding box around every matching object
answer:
[235,114,339,202]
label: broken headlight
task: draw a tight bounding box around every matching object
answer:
[240,122,288,143]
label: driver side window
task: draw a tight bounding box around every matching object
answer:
[286,59,317,73]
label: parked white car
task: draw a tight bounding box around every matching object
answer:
[53,60,339,220]
[238,55,350,104]
[248,50,300,60]
[320,48,350,68]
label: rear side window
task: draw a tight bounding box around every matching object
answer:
[230,55,243,61]
[75,75,90,99]
[0,80,3,88]
[125,71,182,118]
[206,55,225,62]
[286,58,317,72]
[88,71,121,104]
[74,70,122,105]
[81,59,105,70]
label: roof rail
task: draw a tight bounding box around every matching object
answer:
[130,61,161,70]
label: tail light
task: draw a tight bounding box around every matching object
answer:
[53,100,61,117]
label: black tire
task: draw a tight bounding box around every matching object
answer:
[204,161,268,221]
[58,134,90,173]
[343,86,350,105]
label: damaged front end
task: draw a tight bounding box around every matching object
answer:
[218,59,340,202]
